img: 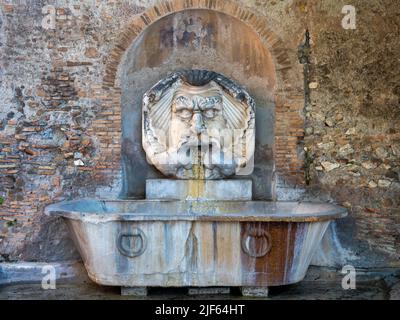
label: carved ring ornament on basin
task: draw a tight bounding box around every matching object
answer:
[116,228,147,258]
[241,228,272,258]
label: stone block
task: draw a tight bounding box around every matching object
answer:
[146,179,252,200]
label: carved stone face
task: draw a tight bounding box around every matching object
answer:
[143,70,255,179]
[170,82,225,149]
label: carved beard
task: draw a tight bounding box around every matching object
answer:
[172,135,237,179]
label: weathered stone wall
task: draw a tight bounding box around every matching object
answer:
[0,0,399,268]
[303,0,400,267]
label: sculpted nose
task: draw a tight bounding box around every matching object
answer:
[191,112,204,135]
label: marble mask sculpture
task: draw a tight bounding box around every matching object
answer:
[142,70,255,179]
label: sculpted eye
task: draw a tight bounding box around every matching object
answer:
[174,96,192,120]
[177,108,193,119]
[203,108,218,119]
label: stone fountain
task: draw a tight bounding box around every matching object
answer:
[46,70,346,297]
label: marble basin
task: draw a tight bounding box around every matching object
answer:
[45,199,346,290]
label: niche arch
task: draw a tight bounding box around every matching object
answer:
[98,0,304,199]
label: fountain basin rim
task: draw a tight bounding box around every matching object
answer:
[45,199,347,223]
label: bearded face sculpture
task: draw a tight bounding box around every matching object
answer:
[142,70,255,179]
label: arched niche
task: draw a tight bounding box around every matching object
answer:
[117,9,277,199]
